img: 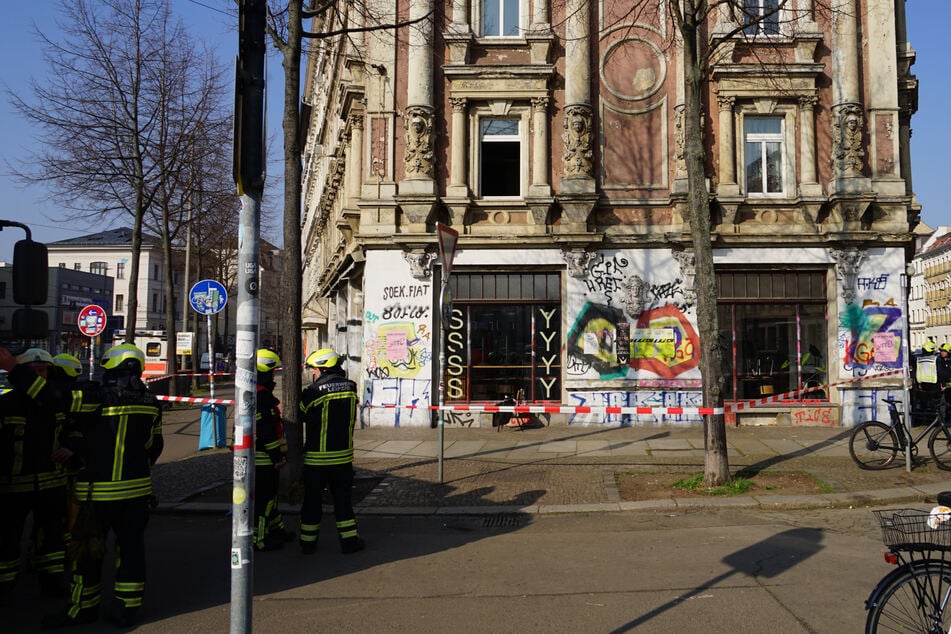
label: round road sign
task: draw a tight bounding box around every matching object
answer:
[77,305,107,337]
[189,279,228,315]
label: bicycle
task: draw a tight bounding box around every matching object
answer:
[849,397,951,471]
[866,494,951,632]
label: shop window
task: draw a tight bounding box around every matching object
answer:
[446,272,561,403]
[479,118,522,197]
[740,0,782,37]
[717,269,828,401]
[744,117,784,196]
[479,0,522,38]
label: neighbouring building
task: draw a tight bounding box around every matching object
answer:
[0,264,113,367]
[300,1,920,428]
[915,226,951,349]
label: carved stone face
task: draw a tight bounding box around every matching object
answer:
[411,116,425,135]
[571,117,585,134]
[621,274,646,317]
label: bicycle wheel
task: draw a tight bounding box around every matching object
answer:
[849,421,899,470]
[866,561,951,633]
[928,425,951,471]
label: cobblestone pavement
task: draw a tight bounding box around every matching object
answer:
[153,404,951,515]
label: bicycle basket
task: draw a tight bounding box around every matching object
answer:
[873,509,951,551]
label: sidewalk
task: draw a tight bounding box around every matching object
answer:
[152,405,951,516]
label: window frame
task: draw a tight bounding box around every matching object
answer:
[739,0,784,38]
[737,108,795,199]
[470,107,530,200]
[445,271,562,404]
[474,0,526,39]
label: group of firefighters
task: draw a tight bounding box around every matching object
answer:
[913,340,951,422]
[0,342,362,628]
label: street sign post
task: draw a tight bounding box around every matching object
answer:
[435,223,459,484]
[189,280,229,445]
[78,304,107,380]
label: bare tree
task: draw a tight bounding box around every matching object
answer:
[264,1,429,467]
[8,0,234,348]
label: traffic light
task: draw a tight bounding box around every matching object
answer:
[13,238,48,305]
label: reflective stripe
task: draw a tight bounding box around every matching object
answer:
[0,472,67,493]
[26,375,45,399]
[303,449,354,466]
[74,477,151,501]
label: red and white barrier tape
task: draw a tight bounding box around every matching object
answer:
[726,369,905,412]
[155,395,235,405]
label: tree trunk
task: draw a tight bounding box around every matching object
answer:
[679,1,730,486]
[279,0,305,481]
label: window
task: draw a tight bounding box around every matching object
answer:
[153,264,160,280]
[59,263,66,268]
[481,0,520,38]
[116,262,125,280]
[744,117,784,196]
[445,272,561,403]
[152,293,158,312]
[741,0,781,36]
[90,261,108,276]
[115,294,124,313]
[74,263,82,270]
[0,281,5,299]
[717,269,828,401]
[480,118,521,197]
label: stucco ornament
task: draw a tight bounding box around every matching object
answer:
[832,103,865,176]
[404,251,436,279]
[830,247,867,304]
[563,104,593,177]
[672,251,696,306]
[562,249,595,278]
[404,106,434,178]
[620,274,646,318]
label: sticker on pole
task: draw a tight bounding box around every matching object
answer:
[77,305,107,337]
[189,279,228,315]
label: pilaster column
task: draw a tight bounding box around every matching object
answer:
[448,97,467,192]
[799,95,818,186]
[347,113,364,202]
[830,0,868,189]
[400,0,435,199]
[531,96,550,191]
[716,95,735,187]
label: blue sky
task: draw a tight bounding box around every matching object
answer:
[0,3,946,261]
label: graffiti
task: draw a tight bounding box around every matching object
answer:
[444,410,476,427]
[567,390,703,426]
[364,321,430,379]
[565,353,592,375]
[647,279,691,311]
[856,274,889,291]
[839,301,902,371]
[842,387,904,427]
[791,407,835,426]
[381,303,430,320]
[584,253,630,302]
[363,377,432,427]
[382,283,430,300]
[364,310,380,323]
[567,302,699,379]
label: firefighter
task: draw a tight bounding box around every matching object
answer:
[298,348,363,555]
[253,348,292,551]
[0,347,77,604]
[43,343,162,628]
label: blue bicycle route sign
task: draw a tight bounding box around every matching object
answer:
[189,279,228,315]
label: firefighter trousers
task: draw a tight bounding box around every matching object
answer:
[299,464,358,549]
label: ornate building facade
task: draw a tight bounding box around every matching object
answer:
[301,1,920,427]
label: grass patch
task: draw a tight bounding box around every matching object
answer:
[672,473,754,496]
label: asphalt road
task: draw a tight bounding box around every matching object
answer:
[3,505,899,633]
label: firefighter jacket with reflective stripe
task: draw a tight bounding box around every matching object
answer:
[0,366,89,493]
[73,381,162,502]
[255,385,286,467]
[299,370,357,466]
